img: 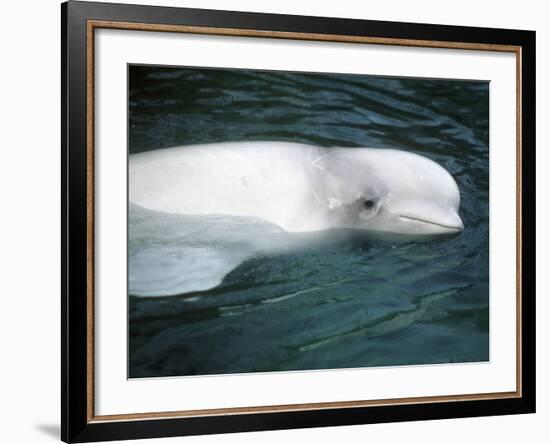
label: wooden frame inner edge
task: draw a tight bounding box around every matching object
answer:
[85,19,523,423]
[86,20,95,423]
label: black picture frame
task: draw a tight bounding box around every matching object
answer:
[62,1,536,442]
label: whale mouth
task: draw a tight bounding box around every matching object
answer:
[398,215,464,232]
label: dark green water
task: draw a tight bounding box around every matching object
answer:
[128,65,489,378]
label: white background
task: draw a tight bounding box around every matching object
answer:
[95,28,517,415]
[0,0,547,443]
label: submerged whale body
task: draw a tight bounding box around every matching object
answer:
[129,142,463,296]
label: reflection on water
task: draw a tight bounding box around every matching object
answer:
[128,65,489,378]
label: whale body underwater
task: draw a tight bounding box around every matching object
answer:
[129,142,463,297]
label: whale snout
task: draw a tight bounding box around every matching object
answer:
[398,210,464,235]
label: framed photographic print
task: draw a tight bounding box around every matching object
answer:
[61,1,536,442]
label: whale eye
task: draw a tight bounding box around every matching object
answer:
[363,199,375,209]
[359,197,380,222]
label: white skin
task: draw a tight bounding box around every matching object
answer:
[129,142,463,236]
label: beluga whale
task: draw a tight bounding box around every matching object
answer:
[129,142,463,297]
[130,142,463,235]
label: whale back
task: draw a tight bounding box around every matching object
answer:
[130,142,327,231]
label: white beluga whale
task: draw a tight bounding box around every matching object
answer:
[130,141,463,235]
[129,142,463,297]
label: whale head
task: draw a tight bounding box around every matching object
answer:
[318,148,463,236]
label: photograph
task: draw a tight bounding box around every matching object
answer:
[56,1,537,441]
[127,65,490,379]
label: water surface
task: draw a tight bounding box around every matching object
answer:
[128,65,489,378]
